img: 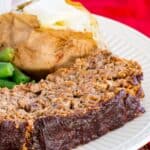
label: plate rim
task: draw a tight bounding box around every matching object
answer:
[95,15,150,150]
[95,14,150,42]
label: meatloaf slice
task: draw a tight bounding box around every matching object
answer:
[0,49,144,150]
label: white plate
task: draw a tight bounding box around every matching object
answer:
[0,1,150,148]
[76,16,150,150]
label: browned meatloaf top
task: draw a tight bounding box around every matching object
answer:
[0,49,144,122]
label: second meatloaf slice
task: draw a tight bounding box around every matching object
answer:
[0,49,145,150]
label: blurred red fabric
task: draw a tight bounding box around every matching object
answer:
[76,0,150,37]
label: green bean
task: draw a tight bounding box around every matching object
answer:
[0,79,16,89]
[0,48,14,62]
[0,62,14,78]
[12,67,30,84]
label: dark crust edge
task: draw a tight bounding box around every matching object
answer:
[0,90,144,150]
[0,84,145,150]
[33,89,145,150]
[0,121,28,150]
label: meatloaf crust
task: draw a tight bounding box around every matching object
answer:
[33,90,144,150]
[0,90,144,150]
[0,49,145,150]
[0,121,28,150]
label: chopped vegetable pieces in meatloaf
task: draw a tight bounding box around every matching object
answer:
[0,49,144,150]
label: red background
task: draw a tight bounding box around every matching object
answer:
[76,0,150,37]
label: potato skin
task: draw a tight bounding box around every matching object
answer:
[0,13,97,77]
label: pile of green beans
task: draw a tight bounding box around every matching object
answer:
[0,48,32,89]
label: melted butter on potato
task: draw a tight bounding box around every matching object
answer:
[23,0,101,46]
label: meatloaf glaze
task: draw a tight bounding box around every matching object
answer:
[0,49,144,150]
